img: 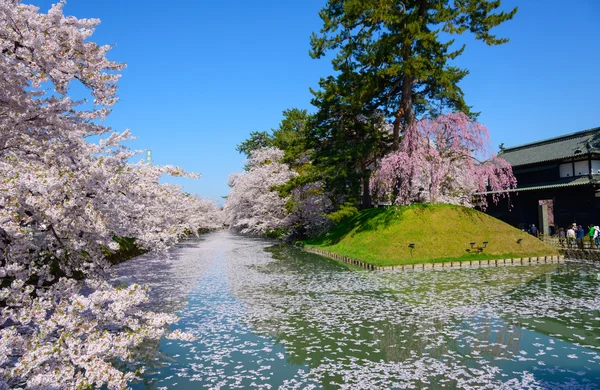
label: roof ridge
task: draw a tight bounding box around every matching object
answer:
[502,126,600,153]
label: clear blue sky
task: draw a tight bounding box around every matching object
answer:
[29,0,600,202]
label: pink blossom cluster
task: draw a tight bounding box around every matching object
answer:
[225,148,333,237]
[1,2,218,388]
[0,279,181,389]
[371,113,516,208]
[224,147,297,235]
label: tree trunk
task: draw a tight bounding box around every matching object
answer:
[392,77,415,150]
[361,170,372,209]
[392,110,402,150]
[400,77,416,134]
[393,0,426,149]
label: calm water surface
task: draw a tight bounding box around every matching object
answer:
[112,231,600,389]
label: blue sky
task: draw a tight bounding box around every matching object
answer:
[29,0,600,202]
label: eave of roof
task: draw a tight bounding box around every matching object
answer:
[499,126,600,167]
[479,175,599,195]
[502,126,600,152]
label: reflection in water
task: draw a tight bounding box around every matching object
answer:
[113,232,600,389]
[111,236,215,313]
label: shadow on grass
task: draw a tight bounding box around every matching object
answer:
[306,203,512,248]
[456,205,486,224]
[260,244,354,272]
[306,205,410,246]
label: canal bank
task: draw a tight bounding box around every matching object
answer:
[302,205,558,268]
[303,245,566,271]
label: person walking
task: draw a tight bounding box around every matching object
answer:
[595,225,600,248]
[558,227,566,248]
[588,225,596,248]
[567,226,576,248]
[530,224,538,238]
[576,225,585,249]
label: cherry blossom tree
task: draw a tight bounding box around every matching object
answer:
[226,147,334,238]
[370,112,516,208]
[288,182,333,237]
[0,2,220,388]
[224,147,297,235]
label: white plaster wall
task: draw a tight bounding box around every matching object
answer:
[559,163,573,178]
[574,160,589,176]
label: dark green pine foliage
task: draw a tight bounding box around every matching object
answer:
[271,108,312,169]
[236,131,273,159]
[236,108,312,169]
[309,72,391,208]
[310,0,517,148]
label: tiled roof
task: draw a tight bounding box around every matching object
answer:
[480,175,598,195]
[499,127,600,167]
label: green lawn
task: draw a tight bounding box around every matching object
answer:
[304,204,557,266]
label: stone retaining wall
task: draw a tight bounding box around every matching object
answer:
[303,246,565,271]
[561,249,600,261]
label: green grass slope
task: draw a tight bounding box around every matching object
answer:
[304,204,557,266]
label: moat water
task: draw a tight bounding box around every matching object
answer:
[112,231,600,389]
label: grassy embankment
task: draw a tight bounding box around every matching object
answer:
[304,204,558,266]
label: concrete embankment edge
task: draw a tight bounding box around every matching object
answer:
[302,246,565,271]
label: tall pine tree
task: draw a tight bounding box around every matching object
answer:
[310,73,390,208]
[310,0,517,148]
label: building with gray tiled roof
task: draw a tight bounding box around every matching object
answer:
[484,127,600,234]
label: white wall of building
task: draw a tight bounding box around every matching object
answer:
[559,163,573,178]
[558,160,600,178]
[592,160,600,175]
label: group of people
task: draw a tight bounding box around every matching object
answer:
[558,224,600,249]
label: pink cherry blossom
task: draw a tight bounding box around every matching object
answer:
[0,2,221,388]
[224,147,297,235]
[371,113,516,208]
